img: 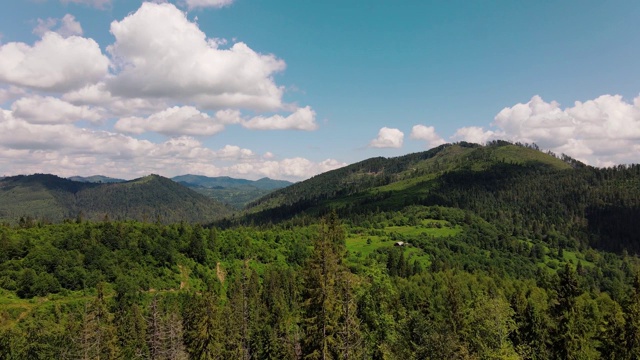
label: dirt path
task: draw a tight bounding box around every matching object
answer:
[178,264,189,290]
[216,262,225,284]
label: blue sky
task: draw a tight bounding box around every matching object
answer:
[0,0,639,180]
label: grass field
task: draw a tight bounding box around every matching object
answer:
[346,220,462,267]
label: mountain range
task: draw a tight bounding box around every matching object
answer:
[4,140,640,255]
[66,174,293,209]
[170,175,292,208]
[0,174,232,224]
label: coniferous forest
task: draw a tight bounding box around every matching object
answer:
[3,142,640,359]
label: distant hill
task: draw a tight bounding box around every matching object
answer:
[172,174,293,209]
[68,175,126,183]
[0,174,232,224]
[245,141,571,216]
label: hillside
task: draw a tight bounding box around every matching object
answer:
[245,141,572,216]
[0,174,233,224]
[173,174,292,209]
[244,141,640,254]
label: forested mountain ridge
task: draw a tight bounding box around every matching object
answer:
[0,174,233,224]
[172,174,292,190]
[245,141,571,216]
[172,174,293,209]
[243,141,640,254]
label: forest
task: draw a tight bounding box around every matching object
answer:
[2,206,640,359]
[2,142,640,359]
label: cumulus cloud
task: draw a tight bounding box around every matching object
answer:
[107,2,286,111]
[452,94,640,166]
[0,108,342,180]
[0,2,329,180]
[0,31,109,92]
[33,14,83,38]
[183,0,234,10]
[369,127,404,148]
[11,95,104,124]
[63,82,167,117]
[232,158,346,180]
[115,106,241,136]
[410,124,446,148]
[242,106,318,131]
[213,144,255,159]
[0,86,27,105]
[451,126,496,144]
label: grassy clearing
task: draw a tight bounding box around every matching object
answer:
[346,221,461,266]
[493,145,571,170]
[537,247,596,274]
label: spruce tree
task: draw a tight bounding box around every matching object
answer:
[302,212,346,360]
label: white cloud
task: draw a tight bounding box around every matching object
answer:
[451,126,496,144]
[0,108,342,181]
[0,86,27,105]
[33,14,83,38]
[242,106,318,131]
[115,106,241,136]
[11,95,104,124]
[0,2,330,181]
[493,95,575,149]
[59,14,84,36]
[183,0,234,10]
[0,31,109,92]
[213,144,255,159]
[410,124,446,148]
[452,94,640,166]
[232,157,346,179]
[63,82,168,117]
[33,18,57,38]
[107,2,286,111]
[60,0,113,9]
[369,127,404,148]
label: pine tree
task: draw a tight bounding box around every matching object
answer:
[183,290,223,359]
[553,263,588,359]
[147,295,165,359]
[626,273,640,359]
[302,212,346,360]
[114,277,147,359]
[77,282,119,360]
[336,271,362,360]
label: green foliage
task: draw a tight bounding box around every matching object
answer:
[0,174,233,224]
[3,141,640,358]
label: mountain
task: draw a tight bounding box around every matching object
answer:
[246,141,571,216]
[244,141,640,254]
[172,174,293,209]
[0,174,232,224]
[68,175,126,183]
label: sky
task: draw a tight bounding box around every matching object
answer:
[0,0,639,181]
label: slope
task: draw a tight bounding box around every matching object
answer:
[172,174,293,209]
[245,141,571,218]
[0,174,233,224]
